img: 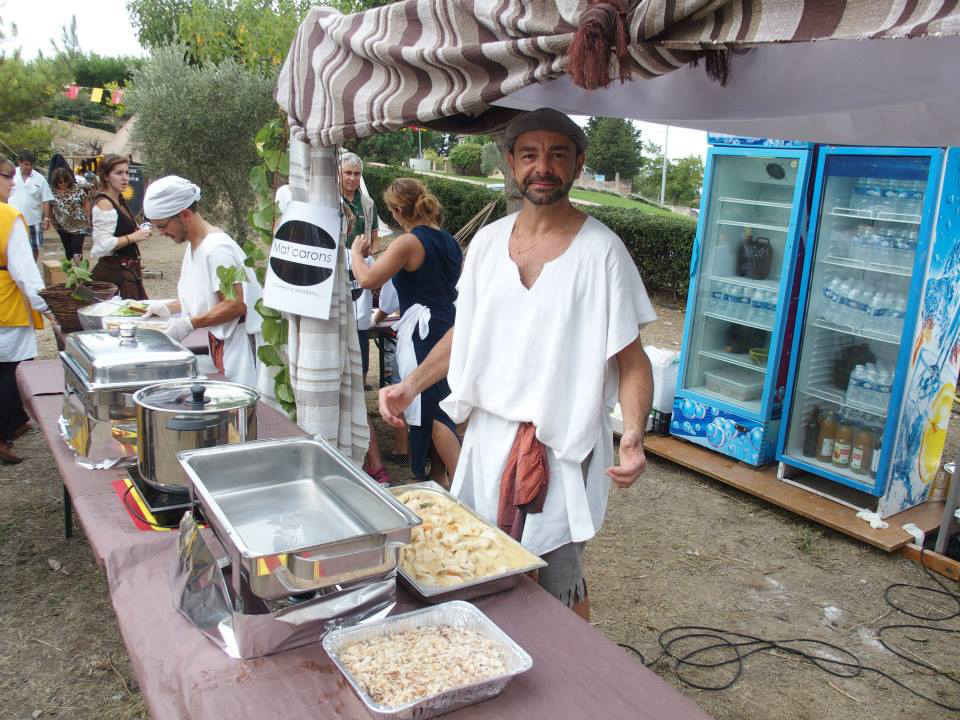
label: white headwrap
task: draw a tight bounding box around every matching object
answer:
[143,175,202,219]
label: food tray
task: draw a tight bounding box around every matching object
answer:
[389,481,545,603]
[704,366,763,401]
[323,600,532,720]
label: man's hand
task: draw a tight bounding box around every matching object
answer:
[378,383,414,429]
[42,217,51,231]
[163,316,194,342]
[352,234,370,258]
[142,300,172,319]
[606,429,647,488]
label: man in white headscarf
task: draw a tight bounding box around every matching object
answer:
[141,176,262,387]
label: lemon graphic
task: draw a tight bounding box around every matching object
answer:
[919,382,954,485]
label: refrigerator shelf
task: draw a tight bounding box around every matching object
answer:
[810,318,901,345]
[801,384,886,418]
[705,310,774,333]
[788,452,878,492]
[818,255,913,277]
[829,207,921,225]
[715,219,790,233]
[719,196,793,210]
[687,385,762,414]
[709,274,781,293]
[700,349,767,373]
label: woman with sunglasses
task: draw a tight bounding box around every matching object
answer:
[90,154,151,299]
[50,167,91,260]
[0,158,55,464]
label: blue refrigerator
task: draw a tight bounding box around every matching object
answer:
[671,137,814,465]
[777,146,960,516]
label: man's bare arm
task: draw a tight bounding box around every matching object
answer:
[379,328,453,427]
[606,335,653,488]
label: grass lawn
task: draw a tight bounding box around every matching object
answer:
[423,170,677,216]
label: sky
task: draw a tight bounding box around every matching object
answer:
[3,1,707,161]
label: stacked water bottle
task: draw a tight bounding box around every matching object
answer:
[846,362,894,412]
[820,275,907,336]
[849,177,924,219]
[843,224,918,268]
[708,280,777,325]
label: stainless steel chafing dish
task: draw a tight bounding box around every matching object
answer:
[177,436,421,601]
[58,327,199,468]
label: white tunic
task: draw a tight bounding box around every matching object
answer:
[441,213,656,556]
[0,220,47,361]
[177,232,263,388]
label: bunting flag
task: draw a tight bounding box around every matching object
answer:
[89,87,103,103]
[66,85,79,100]
[111,88,124,105]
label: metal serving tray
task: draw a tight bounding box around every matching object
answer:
[178,437,421,600]
[323,600,532,720]
[389,482,546,603]
[62,328,196,389]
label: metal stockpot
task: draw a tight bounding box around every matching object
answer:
[134,381,259,493]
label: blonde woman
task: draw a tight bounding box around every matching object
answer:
[351,178,461,484]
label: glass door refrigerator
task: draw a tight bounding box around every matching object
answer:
[671,137,813,465]
[778,146,960,517]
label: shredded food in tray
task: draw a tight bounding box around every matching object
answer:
[338,625,507,707]
[396,490,514,587]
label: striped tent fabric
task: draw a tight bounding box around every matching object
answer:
[276,0,960,147]
[281,139,369,462]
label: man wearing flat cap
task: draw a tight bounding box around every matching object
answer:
[141,176,262,387]
[381,108,655,619]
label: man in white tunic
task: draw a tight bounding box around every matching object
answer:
[381,109,655,619]
[141,176,262,387]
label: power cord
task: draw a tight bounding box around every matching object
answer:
[618,548,960,712]
[121,483,182,530]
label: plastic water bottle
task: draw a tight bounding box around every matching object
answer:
[899,180,924,218]
[862,366,878,408]
[850,178,869,211]
[834,279,851,326]
[748,289,765,324]
[766,291,778,323]
[891,296,907,337]
[822,278,840,321]
[733,285,751,319]
[879,180,900,217]
[867,291,885,333]
[708,281,724,312]
[847,282,869,331]
[876,369,892,411]
[864,181,883,214]
[847,365,864,405]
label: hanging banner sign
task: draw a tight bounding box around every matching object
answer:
[263,200,341,319]
[90,88,104,103]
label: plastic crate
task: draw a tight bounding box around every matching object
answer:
[703,367,763,401]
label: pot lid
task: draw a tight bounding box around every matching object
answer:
[134,380,260,413]
[63,328,197,387]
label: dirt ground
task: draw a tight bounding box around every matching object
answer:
[1,234,958,719]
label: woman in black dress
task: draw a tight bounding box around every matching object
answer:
[351,178,461,483]
[90,155,151,299]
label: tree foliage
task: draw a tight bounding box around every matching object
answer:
[448,143,483,176]
[584,117,642,180]
[73,53,144,87]
[126,45,277,241]
[349,129,417,166]
[480,141,501,177]
[634,141,704,207]
[0,19,72,133]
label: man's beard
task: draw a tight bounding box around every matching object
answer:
[521,174,574,206]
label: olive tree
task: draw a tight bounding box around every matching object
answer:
[126,45,276,241]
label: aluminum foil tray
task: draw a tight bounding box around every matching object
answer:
[323,601,532,720]
[389,482,546,603]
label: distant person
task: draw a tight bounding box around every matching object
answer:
[0,157,54,464]
[8,150,53,260]
[141,176,262,387]
[50,168,91,260]
[90,154,150,299]
[352,178,462,485]
[340,152,380,388]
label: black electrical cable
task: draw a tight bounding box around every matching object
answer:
[618,548,960,712]
[122,482,181,530]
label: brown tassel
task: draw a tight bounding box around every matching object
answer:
[687,48,737,86]
[566,0,632,90]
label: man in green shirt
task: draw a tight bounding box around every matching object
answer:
[340,152,379,252]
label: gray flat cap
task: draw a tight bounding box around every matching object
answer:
[504,108,588,154]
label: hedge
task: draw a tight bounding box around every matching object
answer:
[363,165,697,300]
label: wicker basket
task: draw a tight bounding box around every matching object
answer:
[39,282,118,333]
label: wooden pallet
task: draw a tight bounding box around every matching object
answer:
[642,434,959,578]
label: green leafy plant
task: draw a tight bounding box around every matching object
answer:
[242,117,296,419]
[60,257,93,292]
[216,264,247,300]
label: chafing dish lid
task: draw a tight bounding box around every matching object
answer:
[64,328,198,387]
[134,380,259,412]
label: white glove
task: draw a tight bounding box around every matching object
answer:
[163,316,194,342]
[142,300,172,319]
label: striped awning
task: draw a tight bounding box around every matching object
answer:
[276,0,960,147]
